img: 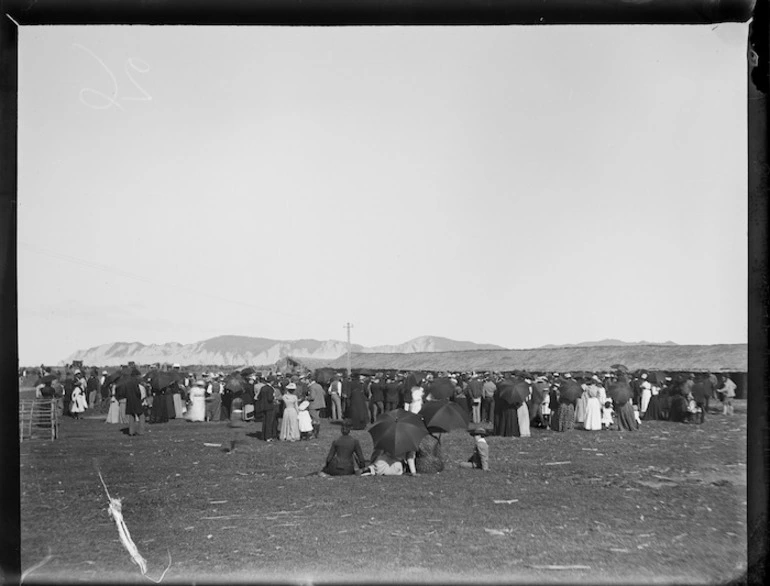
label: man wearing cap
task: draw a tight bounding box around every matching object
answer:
[459,428,489,471]
[306,376,325,439]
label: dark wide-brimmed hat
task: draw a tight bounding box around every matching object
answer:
[470,427,487,437]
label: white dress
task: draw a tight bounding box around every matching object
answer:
[70,388,87,413]
[583,386,603,431]
[409,387,424,414]
[640,381,652,413]
[297,400,313,433]
[186,386,206,422]
[105,389,120,423]
[173,391,186,417]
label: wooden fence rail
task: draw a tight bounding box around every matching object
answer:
[19,399,59,442]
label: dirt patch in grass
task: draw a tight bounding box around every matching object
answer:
[19,402,747,584]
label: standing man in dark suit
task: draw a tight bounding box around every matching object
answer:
[384,375,400,413]
[86,369,101,408]
[369,375,385,423]
[341,375,352,418]
[467,374,484,424]
[119,368,146,436]
[255,378,278,441]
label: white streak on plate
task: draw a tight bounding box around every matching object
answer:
[528,565,591,570]
[493,499,519,504]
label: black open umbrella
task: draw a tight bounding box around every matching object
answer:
[104,369,132,387]
[497,379,529,406]
[368,409,429,458]
[39,373,58,384]
[224,375,244,393]
[419,400,470,433]
[559,379,583,404]
[239,367,256,377]
[608,381,633,405]
[611,364,629,374]
[425,377,455,401]
[149,370,182,391]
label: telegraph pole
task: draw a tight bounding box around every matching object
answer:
[344,322,353,376]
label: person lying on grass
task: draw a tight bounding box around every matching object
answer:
[360,448,404,476]
[316,420,366,477]
[459,427,489,471]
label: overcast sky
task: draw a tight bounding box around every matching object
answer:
[18,24,749,365]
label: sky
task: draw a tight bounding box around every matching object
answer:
[18,24,749,365]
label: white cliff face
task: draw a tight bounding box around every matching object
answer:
[63,335,504,367]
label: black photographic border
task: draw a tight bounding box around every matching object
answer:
[1,1,765,584]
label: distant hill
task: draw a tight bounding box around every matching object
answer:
[539,339,679,349]
[64,335,506,367]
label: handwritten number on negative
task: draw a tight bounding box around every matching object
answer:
[74,44,152,110]
[123,59,152,102]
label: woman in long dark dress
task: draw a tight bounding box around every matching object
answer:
[555,378,580,432]
[612,375,638,431]
[615,397,638,430]
[165,385,176,419]
[492,385,504,434]
[497,399,520,437]
[255,381,278,441]
[556,396,576,432]
[643,386,663,420]
[347,379,369,430]
[150,386,169,423]
[548,387,561,431]
[668,392,688,423]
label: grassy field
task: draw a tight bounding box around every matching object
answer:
[18,391,747,584]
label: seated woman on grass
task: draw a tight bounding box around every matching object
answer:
[318,420,366,477]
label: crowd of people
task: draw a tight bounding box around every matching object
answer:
[30,364,739,472]
[31,366,739,431]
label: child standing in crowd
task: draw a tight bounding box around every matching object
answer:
[602,400,614,430]
[297,399,313,441]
